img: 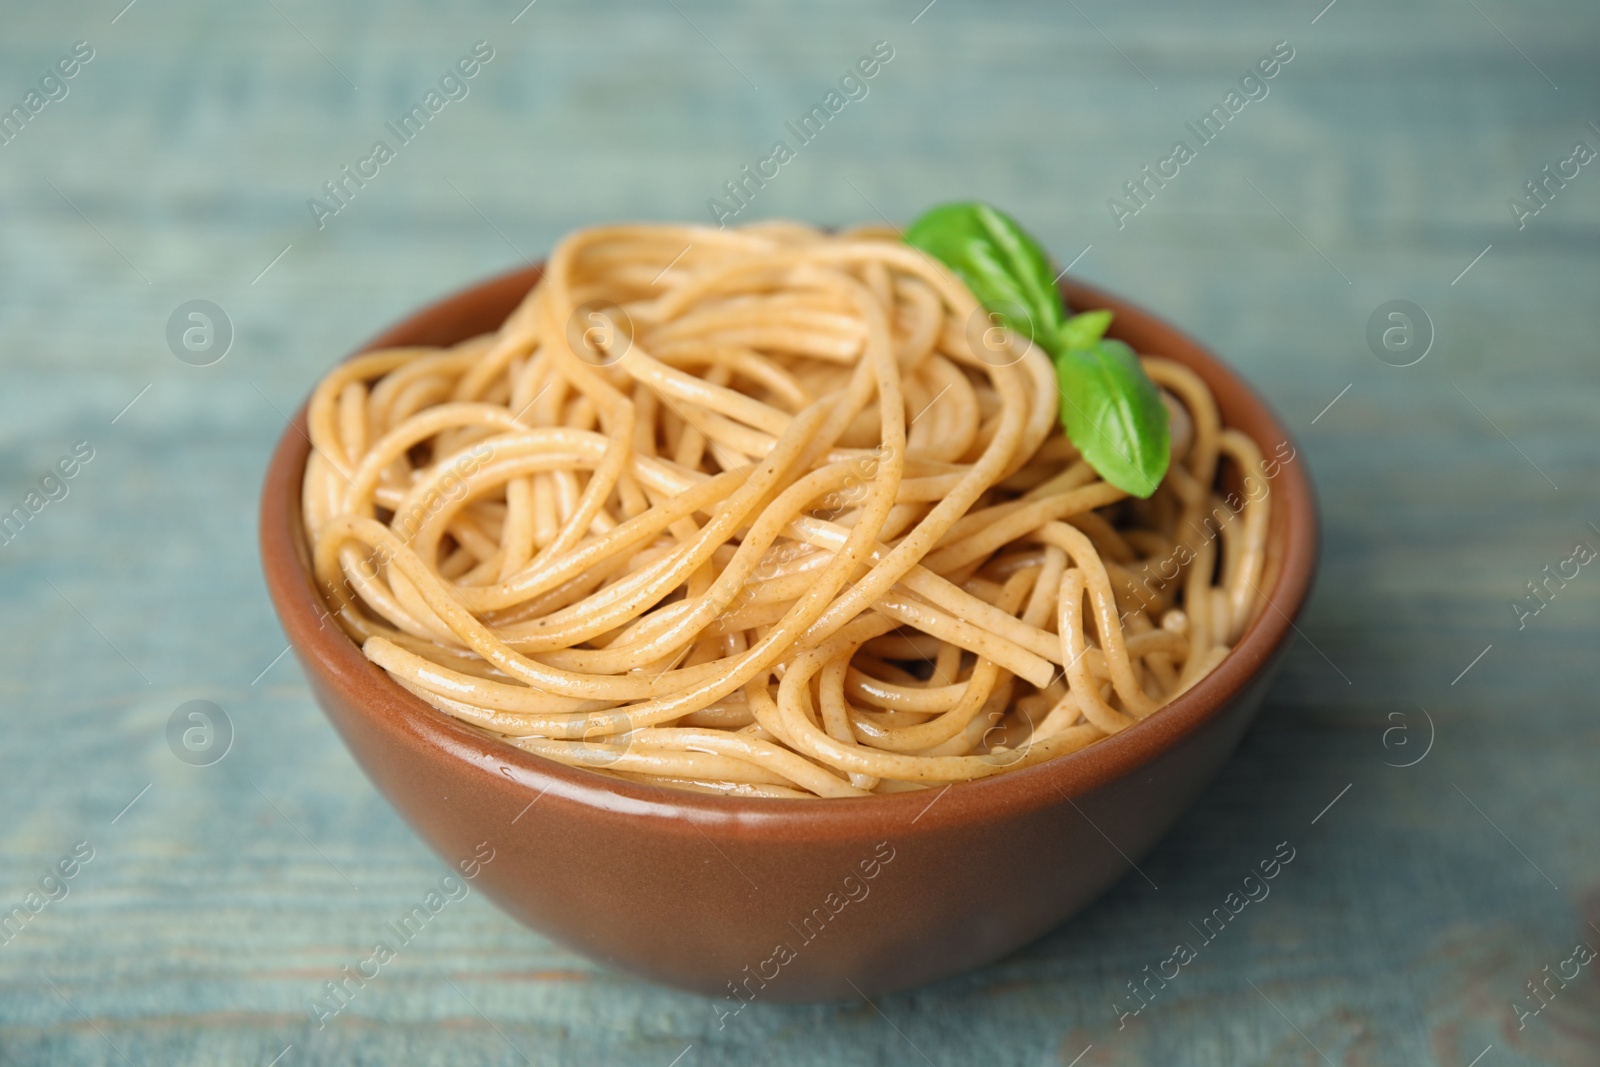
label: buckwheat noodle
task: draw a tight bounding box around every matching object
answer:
[302,222,1277,799]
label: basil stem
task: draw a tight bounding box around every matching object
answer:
[904,202,1170,498]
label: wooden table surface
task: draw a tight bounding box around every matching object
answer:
[2,1,1597,1064]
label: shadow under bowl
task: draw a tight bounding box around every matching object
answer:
[260,263,1318,1003]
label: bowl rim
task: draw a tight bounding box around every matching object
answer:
[259,259,1318,841]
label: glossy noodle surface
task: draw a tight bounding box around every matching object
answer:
[302,223,1273,798]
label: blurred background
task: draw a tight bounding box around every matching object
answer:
[2,1,1597,1064]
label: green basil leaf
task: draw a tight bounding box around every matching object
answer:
[904,202,1066,353]
[1054,339,1170,498]
[1057,309,1113,353]
[903,200,1172,497]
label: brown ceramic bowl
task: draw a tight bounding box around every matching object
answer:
[260,262,1317,1004]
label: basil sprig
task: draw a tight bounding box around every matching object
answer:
[904,201,1170,498]
[1051,313,1170,498]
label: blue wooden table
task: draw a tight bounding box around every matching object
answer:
[3,1,1598,1064]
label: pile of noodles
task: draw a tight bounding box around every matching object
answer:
[302,221,1277,799]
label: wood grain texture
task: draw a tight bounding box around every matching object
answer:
[1,1,1598,1064]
